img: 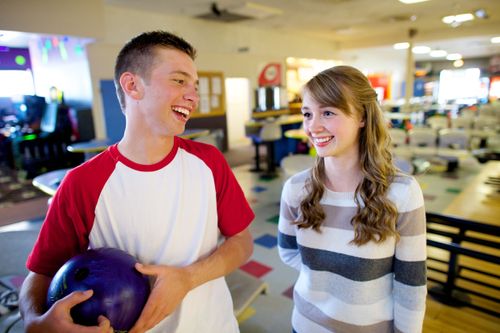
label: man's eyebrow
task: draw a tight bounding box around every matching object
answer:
[169,70,194,78]
[169,70,199,85]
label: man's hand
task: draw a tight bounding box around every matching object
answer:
[129,263,192,333]
[26,290,113,333]
[128,228,253,333]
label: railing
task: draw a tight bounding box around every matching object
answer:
[426,212,500,317]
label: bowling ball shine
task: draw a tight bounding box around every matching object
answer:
[47,248,150,331]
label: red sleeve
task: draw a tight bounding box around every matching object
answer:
[213,148,255,236]
[178,138,255,236]
[26,149,118,276]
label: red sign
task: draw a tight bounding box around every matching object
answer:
[258,63,281,86]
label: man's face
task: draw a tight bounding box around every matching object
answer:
[136,48,199,137]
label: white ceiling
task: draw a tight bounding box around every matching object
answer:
[1,0,499,61]
[104,0,500,61]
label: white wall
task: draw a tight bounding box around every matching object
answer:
[339,46,408,100]
[85,5,341,138]
[0,0,105,39]
[1,1,409,139]
[225,78,251,148]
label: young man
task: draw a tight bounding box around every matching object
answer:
[19,31,255,333]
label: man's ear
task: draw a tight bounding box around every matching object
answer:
[120,72,143,100]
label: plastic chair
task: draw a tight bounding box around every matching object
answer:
[280,154,316,178]
[478,104,497,118]
[388,128,407,147]
[393,156,414,174]
[450,116,473,130]
[460,108,476,118]
[438,129,469,150]
[194,132,218,147]
[474,116,499,131]
[245,124,264,172]
[408,127,437,147]
[426,115,449,131]
[259,121,283,178]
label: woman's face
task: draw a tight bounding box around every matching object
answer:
[301,91,364,159]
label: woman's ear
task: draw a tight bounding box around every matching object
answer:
[120,72,143,101]
[359,119,366,128]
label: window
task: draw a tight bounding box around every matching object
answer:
[0,70,35,97]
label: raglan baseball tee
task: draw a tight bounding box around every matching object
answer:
[27,136,254,332]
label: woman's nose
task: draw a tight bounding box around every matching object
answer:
[307,116,323,133]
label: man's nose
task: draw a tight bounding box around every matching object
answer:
[184,86,199,105]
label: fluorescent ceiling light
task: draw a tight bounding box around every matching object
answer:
[230,2,282,19]
[412,46,431,54]
[491,36,500,44]
[393,42,410,50]
[430,50,447,57]
[447,53,462,61]
[398,0,430,4]
[453,59,464,68]
[442,13,474,25]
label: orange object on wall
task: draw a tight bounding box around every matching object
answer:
[367,73,391,100]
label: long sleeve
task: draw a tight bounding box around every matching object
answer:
[393,177,427,333]
[278,177,302,270]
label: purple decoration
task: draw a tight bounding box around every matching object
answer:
[0,46,31,70]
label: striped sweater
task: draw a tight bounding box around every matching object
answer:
[278,170,427,333]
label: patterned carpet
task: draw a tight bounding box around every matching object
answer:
[0,147,492,332]
[232,161,484,333]
[0,167,48,208]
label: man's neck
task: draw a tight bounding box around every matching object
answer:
[118,133,175,165]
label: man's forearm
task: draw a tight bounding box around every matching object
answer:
[185,228,253,290]
[19,272,51,329]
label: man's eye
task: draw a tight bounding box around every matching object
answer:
[174,79,185,84]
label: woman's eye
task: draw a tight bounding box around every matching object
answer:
[323,111,335,117]
[302,112,311,119]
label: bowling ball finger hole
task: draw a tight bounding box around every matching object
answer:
[74,267,90,281]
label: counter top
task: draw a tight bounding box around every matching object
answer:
[443,160,500,225]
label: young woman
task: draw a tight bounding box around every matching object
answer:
[278,65,426,333]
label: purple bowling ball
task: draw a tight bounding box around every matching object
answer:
[47,248,150,331]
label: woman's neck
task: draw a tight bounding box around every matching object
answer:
[323,156,363,192]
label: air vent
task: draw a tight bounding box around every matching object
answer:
[196,2,282,23]
[196,11,253,23]
[381,15,414,23]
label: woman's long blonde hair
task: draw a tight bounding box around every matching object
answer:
[295,65,399,245]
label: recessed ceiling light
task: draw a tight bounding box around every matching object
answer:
[491,36,500,44]
[412,46,431,54]
[442,13,474,25]
[474,9,488,19]
[393,42,410,50]
[453,59,464,68]
[430,50,447,57]
[398,0,430,4]
[447,53,462,61]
